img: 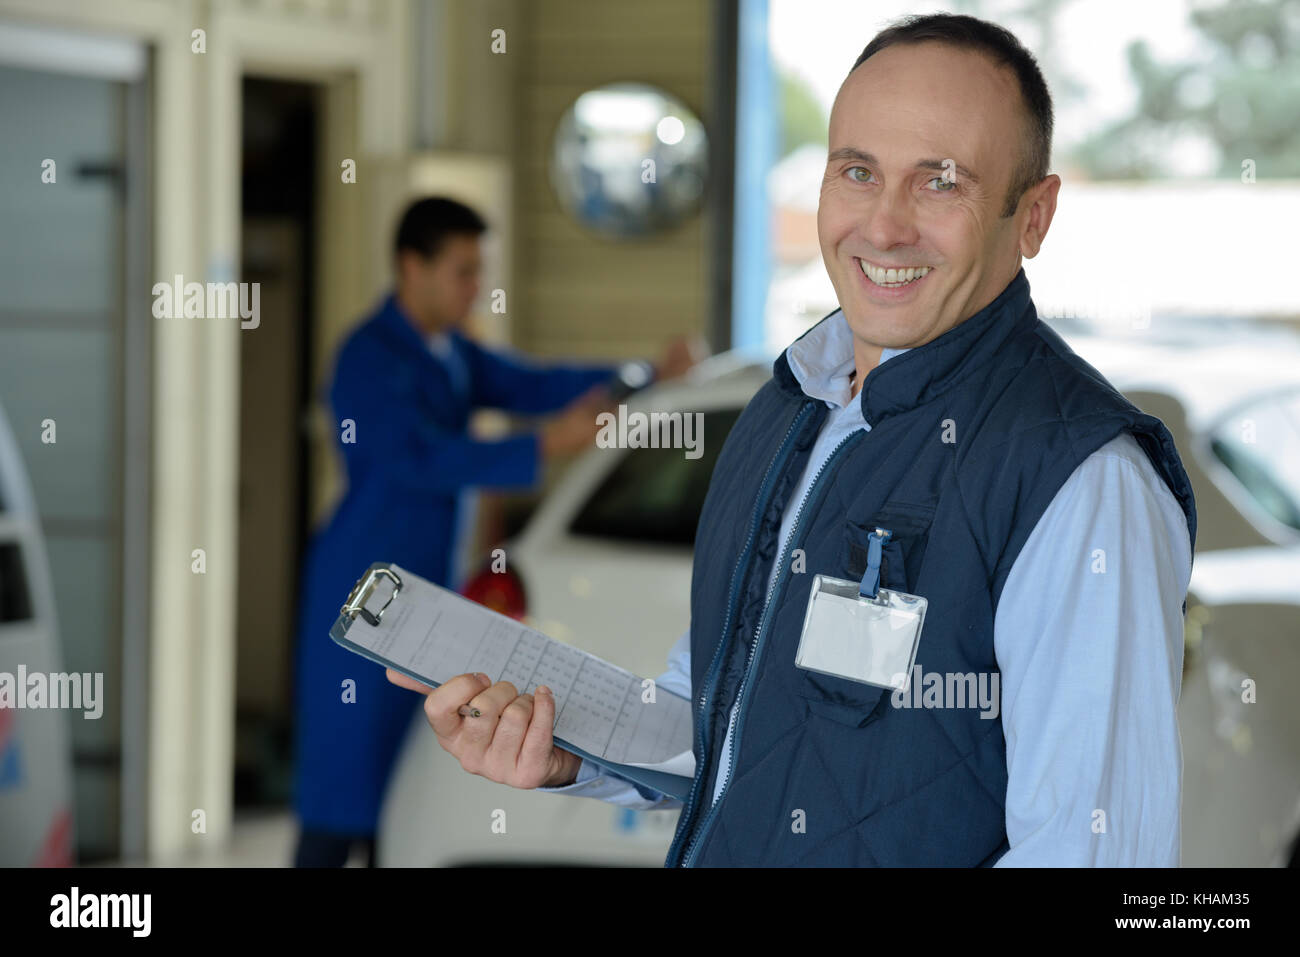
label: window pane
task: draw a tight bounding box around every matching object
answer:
[1210,391,1300,531]
[569,409,741,546]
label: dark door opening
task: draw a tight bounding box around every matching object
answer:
[236,76,319,809]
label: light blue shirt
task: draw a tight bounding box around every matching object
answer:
[540,310,1192,866]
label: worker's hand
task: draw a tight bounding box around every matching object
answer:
[539,384,613,459]
[654,335,705,382]
[385,669,583,789]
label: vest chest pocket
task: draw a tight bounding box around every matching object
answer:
[797,669,890,728]
[794,504,935,728]
[841,503,934,594]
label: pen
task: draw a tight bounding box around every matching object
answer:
[458,705,481,717]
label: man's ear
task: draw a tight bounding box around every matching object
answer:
[395,249,429,287]
[1018,173,1060,260]
[395,249,413,287]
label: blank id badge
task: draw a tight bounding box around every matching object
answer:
[794,527,927,692]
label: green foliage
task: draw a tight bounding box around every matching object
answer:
[779,68,827,159]
[1068,0,1300,179]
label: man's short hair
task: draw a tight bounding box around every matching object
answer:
[850,13,1053,219]
[394,196,488,261]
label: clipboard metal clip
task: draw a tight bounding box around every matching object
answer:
[341,566,403,626]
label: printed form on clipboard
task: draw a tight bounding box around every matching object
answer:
[330,562,697,800]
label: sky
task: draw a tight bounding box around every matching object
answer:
[768,0,1208,155]
[760,1,1293,333]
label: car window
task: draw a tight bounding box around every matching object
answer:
[568,408,742,546]
[0,542,33,623]
[1209,390,1300,532]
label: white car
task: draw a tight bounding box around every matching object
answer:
[0,400,74,866]
[380,319,1300,867]
[1060,317,1300,867]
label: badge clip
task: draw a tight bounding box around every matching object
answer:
[858,527,892,601]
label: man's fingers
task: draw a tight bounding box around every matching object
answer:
[517,686,558,782]
[386,668,433,694]
[455,680,520,753]
[425,672,492,737]
[487,694,535,777]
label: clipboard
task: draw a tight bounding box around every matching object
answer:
[330,562,696,801]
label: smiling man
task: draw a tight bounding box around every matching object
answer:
[819,29,1054,372]
[392,13,1199,867]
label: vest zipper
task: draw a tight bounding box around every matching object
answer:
[664,400,816,868]
[679,425,867,867]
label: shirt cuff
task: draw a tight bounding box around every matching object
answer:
[535,757,609,792]
[535,757,680,809]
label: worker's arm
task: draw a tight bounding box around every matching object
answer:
[993,432,1192,866]
[329,337,602,493]
[460,335,621,416]
[534,626,692,810]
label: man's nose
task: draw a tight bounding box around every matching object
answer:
[861,186,921,253]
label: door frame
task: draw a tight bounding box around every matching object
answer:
[0,11,154,863]
[0,0,410,860]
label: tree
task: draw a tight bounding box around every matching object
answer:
[1068,0,1300,179]
[778,68,828,159]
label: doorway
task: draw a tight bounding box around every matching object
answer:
[235,77,319,811]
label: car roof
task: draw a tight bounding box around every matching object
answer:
[1056,317,1300,429]
[658,314,1300,427]
[643,347,775,407]
[1190,544,1300,607]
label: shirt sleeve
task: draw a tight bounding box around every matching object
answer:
[535,626,692,810]
[461,336,622,416]
[993,432,1192,867]
[331,338,542,493]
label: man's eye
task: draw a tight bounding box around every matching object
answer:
[847,166,874,183]
[926,176,957,192]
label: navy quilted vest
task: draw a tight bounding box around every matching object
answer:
[664,268,1197,866]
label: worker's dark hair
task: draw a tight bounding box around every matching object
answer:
[850,13,1053,218]
[394,196,488,261]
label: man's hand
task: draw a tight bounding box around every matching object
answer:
[386,669,583,789]
[539,384,613,459]
[655,335,705,382]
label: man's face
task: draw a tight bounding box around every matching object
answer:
[818,41,1038,352]
[399,233,482,333]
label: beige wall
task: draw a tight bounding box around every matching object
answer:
[510,0,714,361]
[405,0,715,362]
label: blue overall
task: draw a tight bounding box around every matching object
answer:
[665,268,1197,865]
[292,293,617,835]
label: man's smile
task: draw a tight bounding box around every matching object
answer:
[853,256,936,300]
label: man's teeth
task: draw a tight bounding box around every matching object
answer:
[858,260,932,286]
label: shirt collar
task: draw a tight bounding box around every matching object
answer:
[377,292,426,351]
[425,329,453,358]
[378,291,463,356]
[784,307,910,410]
[773,267,1034,425]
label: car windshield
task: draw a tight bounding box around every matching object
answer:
[568,407,742,546]
[1209,389,1300,532]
